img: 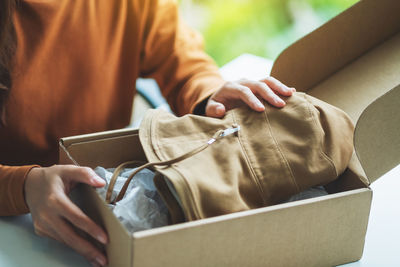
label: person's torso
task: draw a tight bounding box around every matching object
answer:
[1,0,145,166]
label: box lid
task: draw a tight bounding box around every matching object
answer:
[354,85,400,184]
[270,0,400,184]
[271,0,400,94]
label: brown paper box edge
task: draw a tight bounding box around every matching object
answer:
[58,0,400,266]
[58,130,371,266]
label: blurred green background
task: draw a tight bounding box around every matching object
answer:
[179,0,358,66]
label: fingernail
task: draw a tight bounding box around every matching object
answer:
[96,256,106,266]
[97,234,107,244]
[255,100,264,109]
[291,87,296,92]
[92,175,105,183]
[276,98,285,105]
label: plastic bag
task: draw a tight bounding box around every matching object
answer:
[94,167,169,233]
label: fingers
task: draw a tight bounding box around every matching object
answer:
[242,80,286,108]
[235,84,266,111]
[204,77,294,117]
[261,76,296,96]
[58,194,108,245]
[32,197,107,266]
[25,166,109,266]
[33,218,64,244]
[54,217,107,266]
[205,81,265,116]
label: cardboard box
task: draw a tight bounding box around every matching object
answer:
[59,0,400,266]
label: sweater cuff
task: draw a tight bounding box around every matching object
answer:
[8,165,40,215]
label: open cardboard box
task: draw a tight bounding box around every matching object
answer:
[59,0,400,266]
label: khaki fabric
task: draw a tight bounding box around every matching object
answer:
[139,92,354,222]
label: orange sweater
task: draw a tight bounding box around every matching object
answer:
[0,0,224,216]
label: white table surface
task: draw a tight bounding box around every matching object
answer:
[1,54,399,266]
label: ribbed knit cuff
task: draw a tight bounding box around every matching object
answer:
[5,165,40,215]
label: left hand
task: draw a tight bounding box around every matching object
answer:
[25,165,108,267]
[205,77,296,118]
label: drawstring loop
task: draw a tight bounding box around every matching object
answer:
[105,125,240,204]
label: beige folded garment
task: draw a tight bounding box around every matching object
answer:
[135,92,354,223]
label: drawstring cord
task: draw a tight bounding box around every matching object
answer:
[105,125,240,204]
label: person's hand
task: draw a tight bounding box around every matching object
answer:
[205,77,296,118]
[25,165,108,267]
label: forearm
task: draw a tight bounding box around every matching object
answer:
[139,0,225,115]
[0,164,39,216]
[154,54,224,115]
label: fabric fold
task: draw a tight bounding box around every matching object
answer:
[139,92,354,222]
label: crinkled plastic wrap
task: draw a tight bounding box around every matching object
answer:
[94,166,328,234]
[283,186,328,203]
[94,167,169,233]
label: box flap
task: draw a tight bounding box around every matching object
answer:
[60,127,137,148]
[59,129,146,169]
[270,0,400,92]
[354,85,400,184]
[306,32,400,122]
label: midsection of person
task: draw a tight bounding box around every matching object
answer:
[2,0,142,166]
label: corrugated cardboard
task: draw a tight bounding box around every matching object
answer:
[59,0,400,265]
[354,86,400,184]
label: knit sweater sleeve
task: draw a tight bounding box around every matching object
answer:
[139,0,225,115]
[0,164,39,216]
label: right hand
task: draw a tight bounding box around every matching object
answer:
[205,77,295,118]
[24,165,108,267]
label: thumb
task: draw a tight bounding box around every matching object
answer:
[61,166,106,188]
[206,99,226,118]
